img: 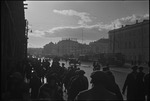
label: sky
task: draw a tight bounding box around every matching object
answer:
[24,0,149,48]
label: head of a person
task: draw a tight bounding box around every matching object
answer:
[102,66,110,71]
[90,71,110,87]
[62,63,65,67]
[138,66,144,72]
[75,70,85,76]
[46,73,57,86]
[74,64,77,68]
[131,66,138,72]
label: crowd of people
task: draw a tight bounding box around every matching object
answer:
[2,56,149,101]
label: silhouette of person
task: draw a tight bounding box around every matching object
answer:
[136,67,145,101]
[38,73,63,100]
[30,71,42,99]
[68,70,88,101]
[103,66,115,82]
[75,71,117,101]
[103,66,123,100]
[122,66,138,101]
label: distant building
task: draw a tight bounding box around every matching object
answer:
[89,38,109,54]
[43,38,92,57]
[57,38,79,56]
[43,42,56,55]
[27,48,43,56]
[108,20,149,64]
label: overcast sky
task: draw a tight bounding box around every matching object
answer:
[24,1,149,48]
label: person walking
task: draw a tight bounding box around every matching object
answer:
[38,73,63,101]
[103,66,123,100]
[75,71,117,101]
[122,66,138,101]
[136,67,145,101]
[30,71,42,99]
[68,70,88,101]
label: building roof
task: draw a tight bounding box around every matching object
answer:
[108,19,149,34]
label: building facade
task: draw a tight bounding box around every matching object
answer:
[43,38,92,57]
[89,38,109,54]
[1,1,27,93]
[57,38,80,56]
[108,20,149,64]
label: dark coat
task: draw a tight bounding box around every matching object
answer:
[75,85,117,101]
[68,75,89,100]
[136,72,145,101]
[122,71,138,100]
[38,83,63,100]
[30,75,42,99]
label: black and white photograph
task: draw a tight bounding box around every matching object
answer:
[1,0,149,101]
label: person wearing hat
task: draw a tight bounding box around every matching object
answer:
[122,65,138,100]
[68,70,89,101]
[136,67,145,101]
[75,71,117,101]
[30,71,42,99]
[103,66,123,100]
[62,63,65,66]
[103,66,115,82]
[61,63,67,74]
[38,73,63,100]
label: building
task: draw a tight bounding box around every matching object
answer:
[57,38,79,56]
[43,42,56,55]
[43,38,92,57]
[108,20,149,64]
[27,48,43,56]
[1,1,27,93]
[89,38,109,54]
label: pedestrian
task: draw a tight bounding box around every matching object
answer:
[103,66,123,100]
[102,66,115,82]
[30,71,42,99]
[93,62,101,71]
[136,66,145,101]
[75,71,117,101]
[68,70,88,101]
[122,66,138,101]
[38,73,63,101]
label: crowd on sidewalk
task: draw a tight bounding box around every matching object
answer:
[2,56,149,101]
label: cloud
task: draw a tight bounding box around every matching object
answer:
[29,13,149,42]
[53,9,92,25]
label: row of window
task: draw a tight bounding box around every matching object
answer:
[115,41,143,49]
